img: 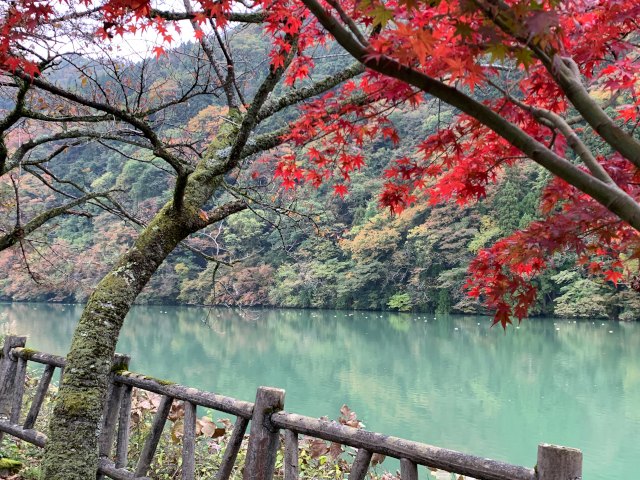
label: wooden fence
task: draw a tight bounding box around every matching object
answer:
[0,336,583,480]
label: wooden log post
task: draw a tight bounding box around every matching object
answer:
[243,386,285,480]
[0,420,47,447]
[349,448,373,480]
[115,385,133,469]
[0,336,27,419]
[10,355,28,425]
[97,380,123,461]
[98,458,151,480]
[536,444,582,480]
[215,416,249,480]
[99,355,130,454]
[284,430,299,480]
[271,411,536,480]
[135,395,174,477]
[97,354,130,480]
[23,364,56,429]
[182,401,197,480]
[114,372,254,418]
[400,458,419,480]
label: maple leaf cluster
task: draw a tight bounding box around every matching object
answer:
[268,0,640,327]
[467,156,640,327]
[0,1,55,76]
[274,72,415,195]
[0,0,239,70]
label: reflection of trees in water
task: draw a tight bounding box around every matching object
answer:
[1,303,638,477]
[1,303,82,355]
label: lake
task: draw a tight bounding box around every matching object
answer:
[1,303,638,478]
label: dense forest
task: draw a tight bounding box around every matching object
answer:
[1,29,638,321]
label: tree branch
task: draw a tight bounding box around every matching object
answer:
[0,191,111,252]
[474,0,640,167]
[14,73,189,176]
[488,81,614,184]
[256,61,364,122]
[206,44,297,176]
[0,80,29,173]
[205,199,248,225]
[301,0,640,232]
[549,55,640,168]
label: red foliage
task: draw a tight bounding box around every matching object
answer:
[270,0,640,327]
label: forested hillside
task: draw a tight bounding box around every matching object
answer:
[1,29,637,320]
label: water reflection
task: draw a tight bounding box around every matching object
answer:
[1,303,638,479]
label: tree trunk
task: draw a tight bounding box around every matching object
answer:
[41,206,189,478]
[42,158,230,478]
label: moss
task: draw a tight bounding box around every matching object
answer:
[19,348,39,360]
[144,374,175,386]
[155,378,176,386]
[58,388,102,416]
[110,357,130,373]
[0,458,22,473]
[157,379,175,386]
[203,108,242,156]
[119,371,175,386]
[110,365,128,374]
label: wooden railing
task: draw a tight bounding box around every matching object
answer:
[0,336,583,480]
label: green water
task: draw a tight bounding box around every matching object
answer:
[1,303,638,478]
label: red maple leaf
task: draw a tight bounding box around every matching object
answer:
[152,46,166,59]
[333,184,348,198]
[604,270,624,285]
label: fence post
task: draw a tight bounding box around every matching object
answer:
[182,401,197,480]
[115,384,133,469]
[400,458,418,480]
[214,416,249,480]
[10,355,27,425]
[135,395,174,477]
[283,430,299,480]
[97,353,130,480]
[243,386,285,480]
[350,448,373,480]
[536,444,582,480]
[0,336,27,418]
[23,364,56,429]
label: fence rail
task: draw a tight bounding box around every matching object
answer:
[0,336,583,480]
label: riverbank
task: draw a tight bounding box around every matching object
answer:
[1,299,631,322]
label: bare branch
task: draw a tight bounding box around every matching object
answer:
[0,191,112,252]
[14,73,190,176]
[256,61,365,122]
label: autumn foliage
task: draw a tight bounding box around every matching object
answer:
[2,0,640,327]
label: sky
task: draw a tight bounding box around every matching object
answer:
[32,1,215,62]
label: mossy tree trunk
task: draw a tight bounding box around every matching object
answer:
[41,158,244,479]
